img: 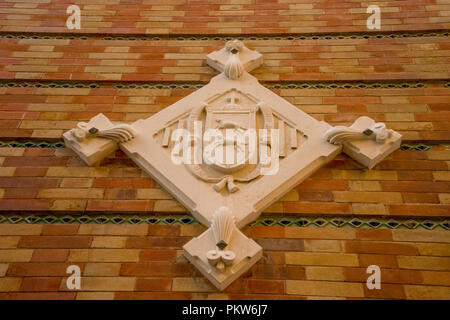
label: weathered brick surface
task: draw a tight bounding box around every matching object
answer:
[0,86,449,141]
[0,37,449,82]
[0,146,448,216]
[0,224,448,299]
[0,0,448,34]
[0,0,449,301]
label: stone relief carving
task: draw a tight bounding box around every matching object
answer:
[64,41,402,290]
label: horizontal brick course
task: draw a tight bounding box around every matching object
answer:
[0,1,448,34]
[0,37,449,82]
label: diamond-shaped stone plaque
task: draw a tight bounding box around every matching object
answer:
[64,41,402,290]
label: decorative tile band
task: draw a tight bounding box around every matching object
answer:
[0,31,448,41]
[1,80,448,90]
[0,140,439,151]
[0,214,447,230]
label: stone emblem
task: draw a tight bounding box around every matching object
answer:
[64,41,402,290]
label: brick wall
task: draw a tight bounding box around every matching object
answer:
[0,0,449,300]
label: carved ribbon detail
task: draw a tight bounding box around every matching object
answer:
[325,122,392,145]
[72,122,136,143]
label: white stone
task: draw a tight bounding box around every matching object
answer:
[64,42,402,290]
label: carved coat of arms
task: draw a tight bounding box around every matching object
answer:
[64,40,402,290]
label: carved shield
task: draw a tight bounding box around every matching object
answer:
[203,91,257,173]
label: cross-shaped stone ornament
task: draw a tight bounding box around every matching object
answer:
[64,41,402,291]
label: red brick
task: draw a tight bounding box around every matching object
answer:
[355,229,393,241]
[243,226,285,239]
[19,236,92,249]
[388,204,450,216]
[0,199,51,210]
[42,225,79,236]
[147,225,180,236]
[364,284,406,300]
[7,263,82,277]
[140,249,177,262]
[21,277,62,292]
[359,254,398,268]
[345,241,418,255]
[31,249,69,262]
[248,279,285,294]
[135,278,172,291]
[86,200,154,212]
[126,236,189,249]
[0,292,75,300]
[284,202,351,214]
[92,178,154,188]
[115,292,192,300]
[120,262,196,277]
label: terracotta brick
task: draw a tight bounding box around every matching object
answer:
[179,224,206,237]
[115,292,192,300]
[364,283,406,300]
[126,236,189,249]
[78,225,148,236]
[91,237,127,248]
[255,238,304,251]
[148,225,180,237]
[244,226,285,238]
[285,252,359,267]
[121,262,195,277]
[135,278,172,291]
[284,202,351,214]
[0,236,20,248]
[355,229,392,241]
[285,227,356,240]
[305,266,344,281]
[42,225,79,236]
[0,278,22,292]
[247,279,285,294]
[0,292,75,300]
[7,263,77,276]
[62,277,136,291]
[69,249,140,262]
[422,271,450,286]
[19,236,92,249]
[359,254,398,268]
[76,292,115,300]
[140,249,177,262]
[31,249,69,262]
[0,250,33,262]
[417,243,450,256]
[60,178,93,188]
[83,263,121,276]
[172,278,216,292]
[398,256,450,271]
[304,239,343,252]
[286,280,364,298]
[86,200,154,212]
[51,199,87,211]
[21,277,62,291]
[345,241,418,255]
[333,191,403,204]
[405,285,450,299]
[392,230,450,243]
[0,264,8,277]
